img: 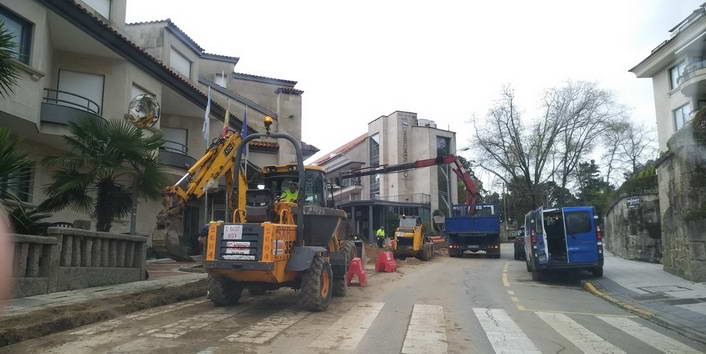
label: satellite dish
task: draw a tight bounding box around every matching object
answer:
[127,94,160,128]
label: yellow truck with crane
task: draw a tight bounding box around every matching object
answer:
[152,117,354,311]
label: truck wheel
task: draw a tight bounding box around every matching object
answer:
[333,240,355,298]
[341,240,356,261]
[531,270,543,281]
[299,255,333,311]
[591,267,603,278]
[418,244,430,261]
[208,275,243,306]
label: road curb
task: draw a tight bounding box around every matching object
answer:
[582,280,706,346]
[0,277,207,347]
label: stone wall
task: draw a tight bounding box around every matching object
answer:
[604,194,661,263]
[657,127,706,282]
[10,227,147,297]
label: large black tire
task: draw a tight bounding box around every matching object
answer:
[299,256,333,311]
[418,244,431,261]
[531,269,543,281]
[591,267,603,278]
[333,240,355,298]
[208,275,243,306]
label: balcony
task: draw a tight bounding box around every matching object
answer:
[40,89,103,125]
[158,140,196,170]
[678,61,706,97]
[376,193,431,204]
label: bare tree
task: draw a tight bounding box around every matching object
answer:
[616,122,657,177]
[601,119,631,185]
[472,81,624,208]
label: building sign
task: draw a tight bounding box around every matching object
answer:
[626,197,640,209]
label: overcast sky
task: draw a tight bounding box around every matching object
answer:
[128,0,702,186]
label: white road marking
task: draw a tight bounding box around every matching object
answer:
[70,298,208,335]
[401,304,448,354]
[678,302,706,316]
[309,302,384,351]
[536,312,625,353]
[473,308,541,354]
[598,316,701,354]
[223,309,309,344]
[141,306,248,339]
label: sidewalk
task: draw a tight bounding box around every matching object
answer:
[0,262,206,347]
[585,252,706,344]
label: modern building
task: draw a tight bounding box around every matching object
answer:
[630,3,706,281]
[0,0,315,242]
[314,111,457,241]
[630,3,706,151]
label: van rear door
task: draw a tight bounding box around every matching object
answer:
[562,207,598,263]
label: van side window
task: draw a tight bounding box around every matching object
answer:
[565,211,591,234]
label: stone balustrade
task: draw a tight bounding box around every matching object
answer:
[10,227,148,297]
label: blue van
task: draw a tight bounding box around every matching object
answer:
[523,206,603,280]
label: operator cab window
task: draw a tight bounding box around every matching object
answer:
[303,170,325,207]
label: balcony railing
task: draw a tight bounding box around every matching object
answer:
[43,88,101,115]
[375,193,431,204]
[677,60,706,86]
[158,140,195,170]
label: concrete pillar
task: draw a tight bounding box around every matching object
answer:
[351,206,356,236]
[368,205,374,242]
[118,241,127,267]
[84,239,93,267]
[93,239,102,267]
[72,236,81,267]
[16,243,29,277]
[61,236,72,267]
[27,244,42,277]
[101,239,109,267]
[126,242,135,268]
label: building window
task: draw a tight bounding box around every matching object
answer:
[369,134,380,199]
[437,136,451,215]
[214,73,227,88]
[0,165,33,203]
[161,127,188,154]
[669,61,686,89]
[673,103,691,131]
[82,0,110,19]
[57,69,104,115]
[0,6,32,64]
[170,48,191,78]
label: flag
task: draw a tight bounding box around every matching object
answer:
[222,98,230,136]
[202,86,211,144]
[241,104,248,138]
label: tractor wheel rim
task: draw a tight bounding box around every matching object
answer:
[320,269,330,298]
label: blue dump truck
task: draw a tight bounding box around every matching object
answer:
[445,204,501,258]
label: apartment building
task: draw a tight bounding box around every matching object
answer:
[630,3,706,151]
[314,111,457,241]
[630,3,706,281]
[0,0,314,241]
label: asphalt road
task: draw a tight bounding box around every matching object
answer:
[3,244,705,354]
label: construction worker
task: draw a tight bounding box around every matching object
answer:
[280,181,299,202]
[376,226,386,248]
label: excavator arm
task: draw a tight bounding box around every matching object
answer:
[152,133,247,261]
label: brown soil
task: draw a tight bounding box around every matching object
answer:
[0,279,207,347]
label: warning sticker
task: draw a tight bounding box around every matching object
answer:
[223,225,243,240]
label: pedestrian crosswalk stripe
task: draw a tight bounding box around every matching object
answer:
[141,306,249,339]
[309,302,384,351]
[536,311,625,354]
[70,298,208,336]
[223,309,308,344]
[598,316,701,354]
[473,308,541,354]
[402,304,448,354]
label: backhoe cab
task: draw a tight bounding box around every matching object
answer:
[393,216,434,261]
[204,118,354,311]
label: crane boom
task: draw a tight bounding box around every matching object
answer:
[335,154,480,205]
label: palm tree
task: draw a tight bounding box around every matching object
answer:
[0,127,31,202]
[0,21,20,98]
[40,117,168,232]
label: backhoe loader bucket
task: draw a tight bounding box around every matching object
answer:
[151,193,193,262]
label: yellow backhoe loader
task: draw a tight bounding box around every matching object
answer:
[393,216,434,261]
[152,117,354,311]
